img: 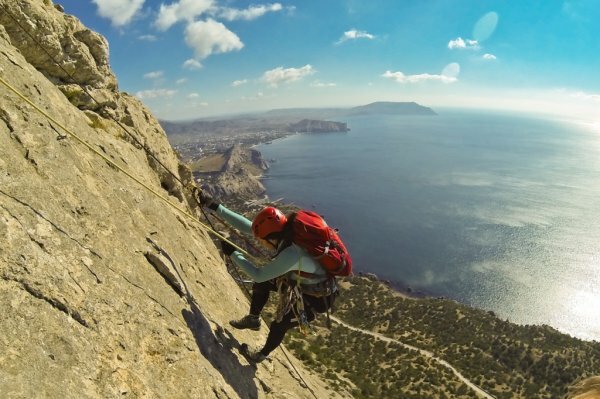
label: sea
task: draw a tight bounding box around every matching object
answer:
[256,109,600,341]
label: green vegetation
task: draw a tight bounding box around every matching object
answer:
[285,323,477,399]
[279,276,600,399]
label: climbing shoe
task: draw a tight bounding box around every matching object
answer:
[240,343,267,364]
[230,315,261,331]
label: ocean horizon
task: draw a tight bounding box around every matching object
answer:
[256,108,600,341]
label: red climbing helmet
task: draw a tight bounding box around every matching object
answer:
[252,207,287,239]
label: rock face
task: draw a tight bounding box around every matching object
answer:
[249,148,269,171]
[0,1,343,398]
[287,119,348,133]
[2,0,126,118]
[201,144,267,202]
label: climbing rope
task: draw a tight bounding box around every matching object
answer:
[2,3,270,263]
[0,4,185,189]
[191,186,269,260]
[2,2,278,261]
[0,75,252,260]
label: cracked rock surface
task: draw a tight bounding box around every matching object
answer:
[0,1,344,398]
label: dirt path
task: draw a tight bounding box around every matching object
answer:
[330,316,496,399]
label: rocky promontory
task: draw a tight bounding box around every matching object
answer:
[195,144,269,206]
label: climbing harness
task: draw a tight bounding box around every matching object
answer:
[273,278,312,335]
[293,285,313,335]
[294,255,312,335]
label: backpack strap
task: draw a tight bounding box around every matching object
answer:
[273,212,297,259]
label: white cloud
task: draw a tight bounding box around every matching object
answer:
[311,81,336,87]
[92,0,145,27]
[336,29,375,44]
[241,92,266,101]
[155,0,214,31]
[187,93,200,99]
[184,19,244,59]
[261,65,315,87]
[382,63,460,84]
[571,91,600,102]
[176,78,187,84]
[143,70,164,79]
[232,79,248,87]
[483,53,497,60]
[136,88,177,99]
[382,71,457,84]
[448,37,479,50]
[182,59,203,70]
[218,3,283,21]
[138,34,157,41]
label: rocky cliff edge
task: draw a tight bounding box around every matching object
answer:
[0,1,342,398]
[201,144,268,203]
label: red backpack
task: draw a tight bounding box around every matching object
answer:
[290,210,353,277]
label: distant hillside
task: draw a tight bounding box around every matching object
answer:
[262,107,344,120]
[161,101,435,139]
[347,101,437,116]
[160,117,278,136]
[287,119,349,133]
[261,101,436,119]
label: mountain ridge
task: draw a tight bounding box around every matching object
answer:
[262,101,436,118]
[160,101,435,142]
[347,101,437,116]
[160,101,435,127]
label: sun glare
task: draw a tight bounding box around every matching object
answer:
[561,289,600,340]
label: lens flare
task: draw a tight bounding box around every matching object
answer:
[473,12,499,42]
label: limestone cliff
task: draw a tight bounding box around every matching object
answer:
[0,1,343,398]
[200,144,267,203]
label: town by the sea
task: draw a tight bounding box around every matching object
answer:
[256,109,600,341]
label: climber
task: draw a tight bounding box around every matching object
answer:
[198,191,337,363]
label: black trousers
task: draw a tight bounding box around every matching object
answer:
[249,280,334,356]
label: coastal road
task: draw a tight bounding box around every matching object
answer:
[330,316,496,399]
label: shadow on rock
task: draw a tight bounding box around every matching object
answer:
[182,299,259,399]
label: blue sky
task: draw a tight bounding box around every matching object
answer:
[60,0,600,121]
